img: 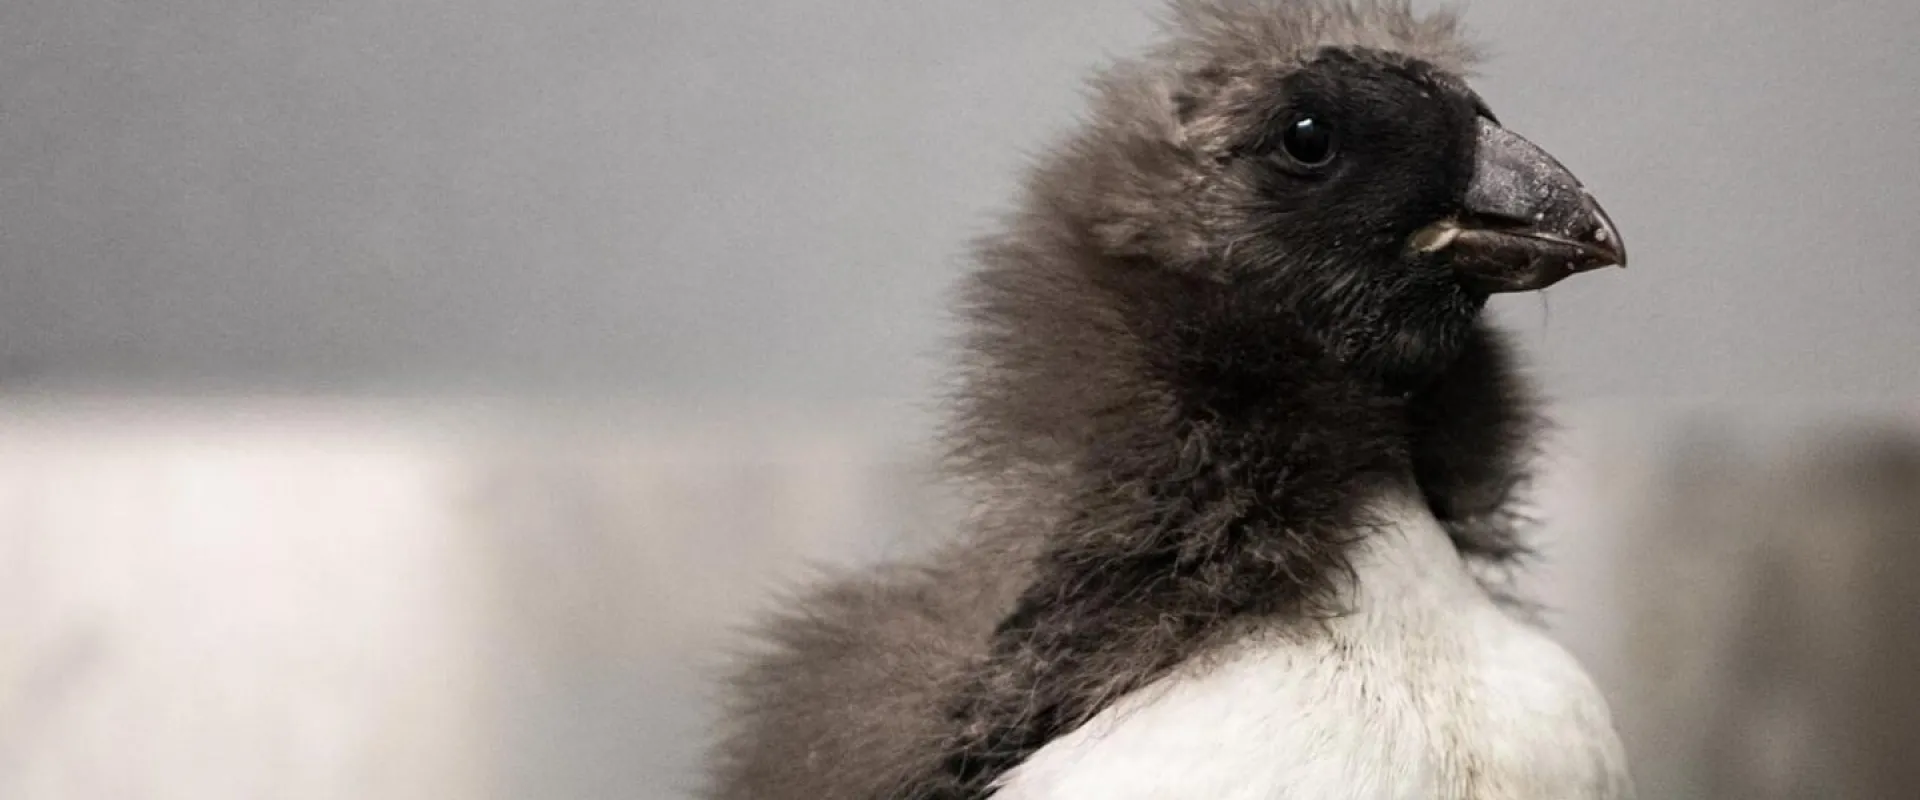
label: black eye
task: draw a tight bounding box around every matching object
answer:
[1279,115,1335,168]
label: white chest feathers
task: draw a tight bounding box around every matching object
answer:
[991,493,1634,800]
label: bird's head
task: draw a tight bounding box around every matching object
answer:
[1032,0,1623,389]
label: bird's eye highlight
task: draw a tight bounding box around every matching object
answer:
[1279,115,1335,168]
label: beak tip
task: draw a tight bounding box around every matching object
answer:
[1585,195,1627,269]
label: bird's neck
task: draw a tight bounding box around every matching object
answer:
[932,246,1420,796]
[933,243,1536,797]
[945,244,1418,497]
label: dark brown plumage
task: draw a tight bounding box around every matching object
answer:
[706,2,1610,797]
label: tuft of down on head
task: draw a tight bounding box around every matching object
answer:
[1058,0,1481,270]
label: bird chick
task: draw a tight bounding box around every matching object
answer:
[707,2,1631,798]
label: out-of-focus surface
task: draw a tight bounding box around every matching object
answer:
[4,0,1920,798]
[0,404,492,800]
[1550,406,1920,800]
[9,403,1920,800]
[0,402,953,800]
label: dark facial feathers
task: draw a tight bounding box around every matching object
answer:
[707,2,1557,798]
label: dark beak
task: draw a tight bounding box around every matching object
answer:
[1411,119,1625,293]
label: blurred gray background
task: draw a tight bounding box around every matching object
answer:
[2,1,1918,798]
[9,0,1919,405]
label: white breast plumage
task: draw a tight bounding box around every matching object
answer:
[990,491,1634,800]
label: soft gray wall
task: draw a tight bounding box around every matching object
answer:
[5,0,1918,411]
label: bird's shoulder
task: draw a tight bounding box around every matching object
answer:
[990,490,1633,800]
[704,529,1036,800]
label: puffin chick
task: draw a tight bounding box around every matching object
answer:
[708,1,1633,798]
